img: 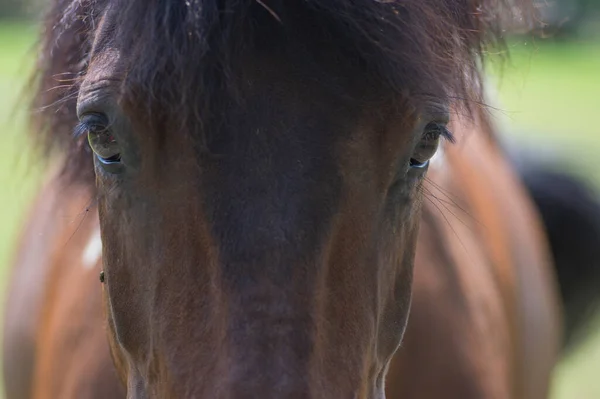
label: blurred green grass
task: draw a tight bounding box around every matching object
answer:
[0,22,40,285]
[489,39,600,176]
[0,23,599,398]
[489,39,600,399]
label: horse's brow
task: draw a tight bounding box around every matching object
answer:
[77,79,120,117]
[77,48,125,112]
[423,102,450,123]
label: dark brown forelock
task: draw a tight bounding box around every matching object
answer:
[32,0,532,184]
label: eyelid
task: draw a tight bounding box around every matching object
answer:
[76,80,120,118]
[73,113,111,139]
[424,101,450,121]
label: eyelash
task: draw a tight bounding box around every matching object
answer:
[73,121,90,140]
[440,127,455,143]
[427,123,455,144]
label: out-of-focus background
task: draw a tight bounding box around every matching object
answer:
[0,0,599,398]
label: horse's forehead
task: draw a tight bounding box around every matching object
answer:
[77,48,123,116]
[85,47,123,81]
[79,8,125,98]
[90,6,111,56]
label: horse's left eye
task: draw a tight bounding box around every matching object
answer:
[409,123,451,169]
[80,114,121,164]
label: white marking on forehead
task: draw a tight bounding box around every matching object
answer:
[82,228,103,270]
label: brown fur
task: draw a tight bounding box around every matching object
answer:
[3,176,123,399]
[3,0,564,398]
[386,118,561,399]
[4,125,562,398]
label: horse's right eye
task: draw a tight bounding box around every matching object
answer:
[77,114,121,164]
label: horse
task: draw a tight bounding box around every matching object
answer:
[4,0,600,398]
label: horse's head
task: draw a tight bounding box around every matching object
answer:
[37,0,519,397]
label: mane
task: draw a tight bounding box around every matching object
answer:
[32,0,532,184]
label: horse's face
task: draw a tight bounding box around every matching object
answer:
[80,4,449,398]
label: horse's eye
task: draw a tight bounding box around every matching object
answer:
[409,123,451,169]
[81,114,121,164]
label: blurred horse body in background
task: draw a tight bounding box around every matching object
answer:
[3,0,600,398]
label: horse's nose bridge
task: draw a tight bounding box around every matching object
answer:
[208,180,339,293]
[213,251,321,399]
[225,298,316,399]
[199,160,340,399]
[188,131,347,397]
[203,145,343,268]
